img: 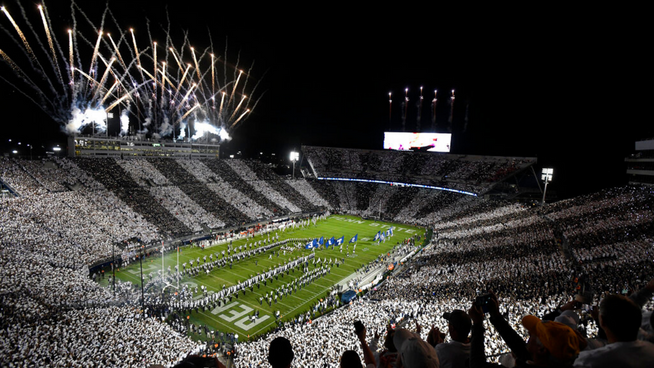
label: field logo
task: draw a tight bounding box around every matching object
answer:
[333,216,365,224]
[211,302,270,331]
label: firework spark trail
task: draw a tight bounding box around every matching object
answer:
[2,3,61,104]
[168,46,183,75]
[137,65,159,85]
[237,61,259,113]
[448,89,455,125]
[229,94,247,120]
[191,46,202,85]
[190,47,215,96]
[417,86,423,132]
[176,83,198,113]
[431,89,437,130]
[130,28,141,67]
[101,79,119,105]
[38,3,63,86]
[1,6,36,61]
[67,29,75,86]
[210,53,215,98]
[228,68,243,107]
[218,91,226,117]
[107,33,127,71]
[89,30,103,77]
[160,61,167,110]
[40,2,70,93]
[230,109,250,130]
[173,63,192,103]
[69,1,82,73]
[0,49,20,73]
[0,48,49,102]
[105,88,136,113]
[128,27,149,97]
[108,31,144,104]
[0,0,258,140]
[70,0,108,96]
[232,88,264,133]
[91,56,115,103]
[176,102,200,125]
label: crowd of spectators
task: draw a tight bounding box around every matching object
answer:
[285,178,333,209]
[303,178,343,210]
[224,159,303,214]
[148,159,256,226]
[115,158,225,231]
[1,154,653,367]
[1,157,50,196]
[303,146,535,195]
[202,158,292,217]
[0,231,203,367]
[244,159,322,213]
[233,185,654,368]
[176,159,274,221]
[74,157,192,238]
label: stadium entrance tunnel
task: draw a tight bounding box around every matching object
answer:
[341,290,357,304]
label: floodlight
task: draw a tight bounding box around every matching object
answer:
[290,151,299,179]
[541,168,554,204]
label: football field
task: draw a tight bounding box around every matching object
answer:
[110,215,424,340]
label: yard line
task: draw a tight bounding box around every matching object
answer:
[248,283,335,336]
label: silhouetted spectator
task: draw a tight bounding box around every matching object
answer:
[393,328,440,368]
[574,294,654,367]
[268,336,294,368]
[435,310,472,368]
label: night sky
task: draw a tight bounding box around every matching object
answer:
[1,1,652,199]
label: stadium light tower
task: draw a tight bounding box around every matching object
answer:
[541,168,554,205]
[290,151,299,180]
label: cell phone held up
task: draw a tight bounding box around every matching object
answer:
[475,293,492,314]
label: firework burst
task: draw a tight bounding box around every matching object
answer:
[0,0,261,142]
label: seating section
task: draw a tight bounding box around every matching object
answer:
[201,158,291,217]
[234,185,654,367]
[176,159,274,221]
[2,154,653,367]
[303,145,536,194]
[74,157,192,238]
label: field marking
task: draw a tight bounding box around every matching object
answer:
[203,273,233,288]
[113,215,423,338]
[196,295,285,336]
[248,282,335,336]
[196,274,338,337]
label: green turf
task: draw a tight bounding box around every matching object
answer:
[108,215,424,340]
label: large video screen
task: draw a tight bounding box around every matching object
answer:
[384,132,452,152]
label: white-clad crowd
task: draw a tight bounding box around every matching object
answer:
[286,178,333,209]
[1,154,652,368]
[177,158,274,220]
[234,185,653,368]
[225,159,303,213]
[303,146,535,195]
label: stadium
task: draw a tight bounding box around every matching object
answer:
[1,1,654,368]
